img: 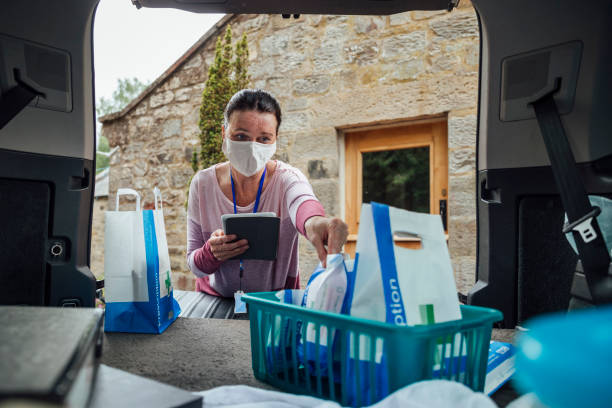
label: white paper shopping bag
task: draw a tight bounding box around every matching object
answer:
[342,202,463,404]
[104,189,149,304]
[153,187,172,299]
[104,187,180,333]
[350,202,461,325]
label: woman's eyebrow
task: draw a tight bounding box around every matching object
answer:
[232,128,273,136]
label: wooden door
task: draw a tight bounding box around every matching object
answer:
[344,120,448,256]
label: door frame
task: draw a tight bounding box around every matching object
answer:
[338,116,448,254]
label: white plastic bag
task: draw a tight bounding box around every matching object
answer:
[303,253,348,328]
[300,254,349,375]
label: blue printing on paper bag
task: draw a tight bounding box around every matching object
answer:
[144,210,181,333]
[105,302,160,333]
[344,203,401,405]
[371,202,407,326]
[105,210,181,334]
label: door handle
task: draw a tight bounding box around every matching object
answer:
[439,199,448,230]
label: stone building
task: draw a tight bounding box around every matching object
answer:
[91,168,109,279]
[97,2,479,294]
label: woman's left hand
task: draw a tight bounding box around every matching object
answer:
[304,216,349,267]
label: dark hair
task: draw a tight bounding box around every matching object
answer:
[224,89,282,133]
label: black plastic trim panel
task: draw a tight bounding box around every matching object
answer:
[0,148,96,307]
[469,159,612,327]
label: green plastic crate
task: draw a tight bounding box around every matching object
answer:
[243,292,503,407]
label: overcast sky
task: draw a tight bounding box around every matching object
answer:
[93,0,223,101]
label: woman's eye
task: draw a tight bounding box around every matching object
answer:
[259,136,271,143]
[235,133,248,140]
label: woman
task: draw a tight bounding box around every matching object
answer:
[186,89,348,318]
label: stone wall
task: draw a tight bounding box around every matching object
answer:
[91,196,107,280]
[100,2,479,293]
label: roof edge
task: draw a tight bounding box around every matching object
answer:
[99,13,235,124]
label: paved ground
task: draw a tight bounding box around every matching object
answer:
[102,317,268,391]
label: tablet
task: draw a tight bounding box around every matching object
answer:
[221,212,280,260]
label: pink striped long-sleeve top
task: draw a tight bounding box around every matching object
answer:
[186,160,324,298]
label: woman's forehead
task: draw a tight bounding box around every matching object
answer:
[228,110,277,131]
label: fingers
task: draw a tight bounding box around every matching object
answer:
[209,233,240,247]
[211,229,225,237]
[310,234,329,268]
[213,243,249,261]
[208,230,249,261]
[215,238,248,252]
[304,216,329,266]
[326,218,349,255]
[307,217,349,268]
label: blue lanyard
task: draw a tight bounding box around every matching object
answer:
[230,166,266,214]
[230,166,266,291]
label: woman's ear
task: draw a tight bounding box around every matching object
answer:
[221,125,226,140]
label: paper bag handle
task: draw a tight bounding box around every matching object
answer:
[153,187,163,211]
[116,188,141,211]
[393,231,421,240]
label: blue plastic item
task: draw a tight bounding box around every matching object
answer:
[514,305,612,408]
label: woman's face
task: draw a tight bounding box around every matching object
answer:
[224,110,277,144]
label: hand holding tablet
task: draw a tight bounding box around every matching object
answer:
[207,229,249,261]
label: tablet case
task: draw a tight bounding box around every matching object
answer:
[222,213,280,260]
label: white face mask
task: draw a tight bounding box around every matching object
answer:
[222,138,277,177]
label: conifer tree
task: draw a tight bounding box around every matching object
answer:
[195,26,250,171]
[232,33,250,94]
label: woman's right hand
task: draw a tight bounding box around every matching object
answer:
[207,229,249,261]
